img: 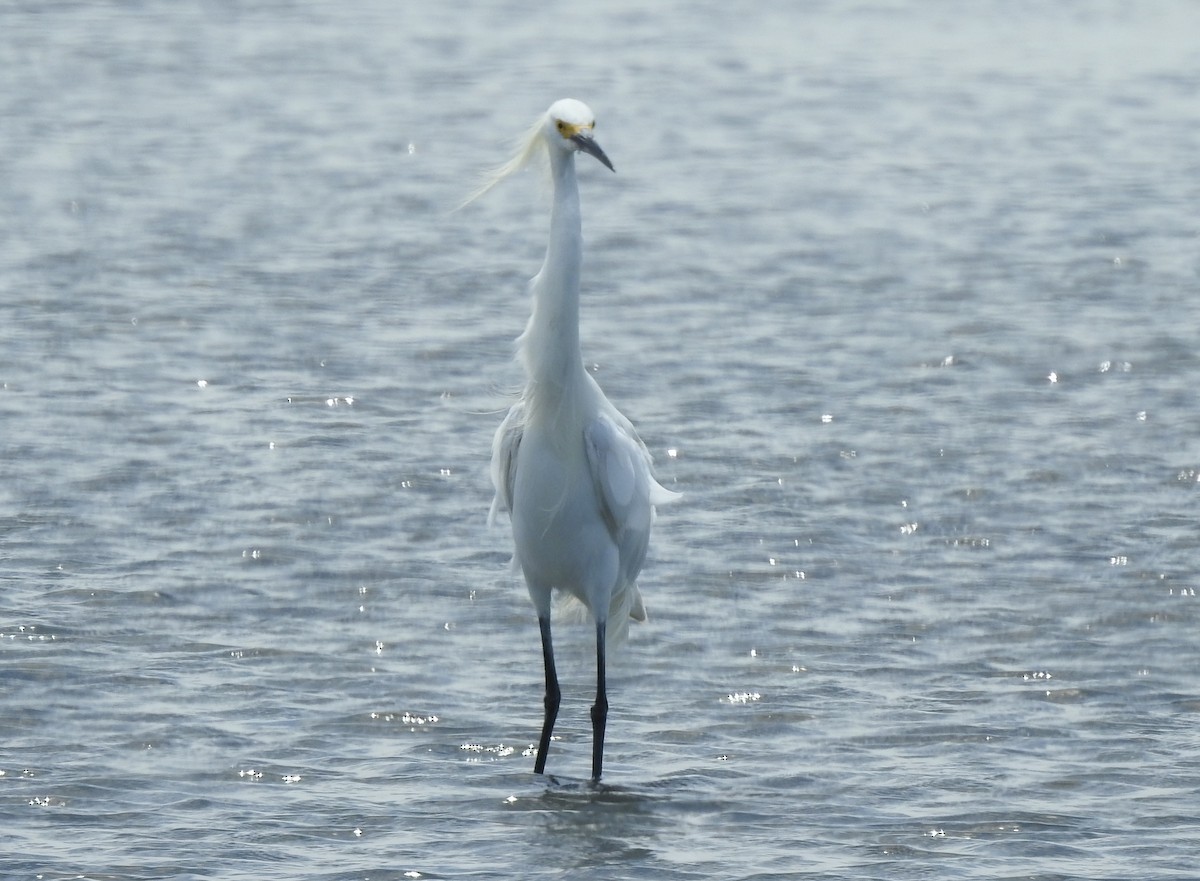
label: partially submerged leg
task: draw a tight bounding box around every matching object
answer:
[590,619,608,781]
[533,615,560,775]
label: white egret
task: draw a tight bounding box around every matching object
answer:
[479,99,679,781]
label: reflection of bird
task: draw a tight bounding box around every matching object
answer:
[481,99,679,781]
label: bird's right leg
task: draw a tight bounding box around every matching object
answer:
[533,615,560,775]
[590,619,608,781]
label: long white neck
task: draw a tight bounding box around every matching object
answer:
[518,147,586,402]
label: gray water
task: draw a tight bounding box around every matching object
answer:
[3,2,1199,878]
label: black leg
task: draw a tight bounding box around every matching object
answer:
[590,620,608,781]
[533,615,560,775]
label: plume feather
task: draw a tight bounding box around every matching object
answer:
[460,113,548,208]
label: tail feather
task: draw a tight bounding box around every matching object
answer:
[553,581,647,651]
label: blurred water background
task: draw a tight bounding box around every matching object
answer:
[2,1,1199,878]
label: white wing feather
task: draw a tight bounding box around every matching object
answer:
[488,399,525,526]
[584,412,679,600]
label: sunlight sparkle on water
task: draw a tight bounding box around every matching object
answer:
[460,743,517,759]
[727,692,762,704]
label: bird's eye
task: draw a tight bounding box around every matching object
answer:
[556,120,567,133]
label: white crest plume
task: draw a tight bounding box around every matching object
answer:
[461,113,549,208]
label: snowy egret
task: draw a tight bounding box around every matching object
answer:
[479,99,679,781]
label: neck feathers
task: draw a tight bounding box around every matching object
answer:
[518,149,585,397]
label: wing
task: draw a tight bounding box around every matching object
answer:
[602,406,683,509]
[584,412,661,586]
[488,398,525,526]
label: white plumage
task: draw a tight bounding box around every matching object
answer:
[481,98,678,780]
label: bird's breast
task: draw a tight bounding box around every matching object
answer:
[510,421,615,586]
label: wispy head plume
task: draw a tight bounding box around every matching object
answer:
[459,112,548,209]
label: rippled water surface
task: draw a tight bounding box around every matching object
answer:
[3,2,1200,879]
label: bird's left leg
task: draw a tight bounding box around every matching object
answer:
[590,619,608,781]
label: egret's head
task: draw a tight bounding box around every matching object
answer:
[543,98,615,172]
[462,98,614,207]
